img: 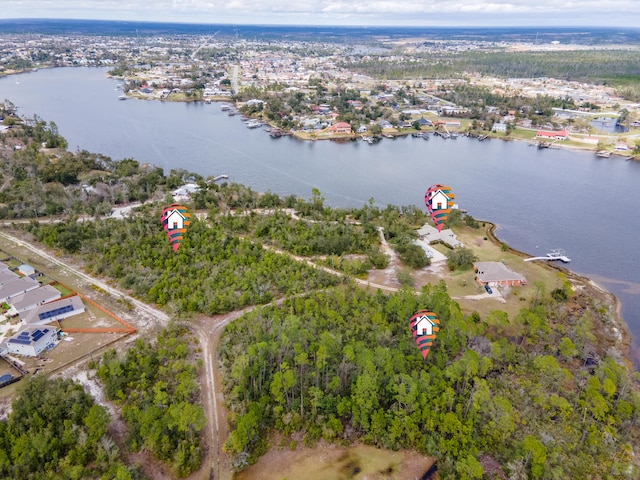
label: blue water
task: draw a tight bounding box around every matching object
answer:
[3,67,640,364]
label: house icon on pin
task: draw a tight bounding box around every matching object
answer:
[166,209,187,230]
[415,314,436,336]
[430,190,450,210]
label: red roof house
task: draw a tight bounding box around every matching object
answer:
[329,122,352,134]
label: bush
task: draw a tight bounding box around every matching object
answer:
[446,247,478,271]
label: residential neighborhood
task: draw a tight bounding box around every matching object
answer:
[1,28,639,154]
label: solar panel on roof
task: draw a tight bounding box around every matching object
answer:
[8,338,31,345]
[31,331,44,341]
[38,304,74,321]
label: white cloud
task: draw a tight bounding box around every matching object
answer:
[2,0,640,26]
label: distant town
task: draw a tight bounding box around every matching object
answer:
[1,24,639,155]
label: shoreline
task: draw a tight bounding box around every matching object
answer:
[2,66,637,160]
[484,220,638,370]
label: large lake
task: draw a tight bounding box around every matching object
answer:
[3,67,640,363]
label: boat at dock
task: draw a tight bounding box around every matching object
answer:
[596,150,611,158]
[245,119,264,129]
[524,249,571,263]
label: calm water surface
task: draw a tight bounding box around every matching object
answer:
[3,68,640,364]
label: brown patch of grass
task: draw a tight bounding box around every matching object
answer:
[235,444,433,480]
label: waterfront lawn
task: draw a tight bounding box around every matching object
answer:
[420,223,565,320]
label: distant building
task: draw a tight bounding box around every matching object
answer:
[6,326,58,357]
[492,122,508,133]
[329,122,352,134]
[474,261,527,287]
[535,130,568,141]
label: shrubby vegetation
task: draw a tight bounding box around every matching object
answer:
[28,210,344,314]
[0,376,139,479]
[95,324,205,477]
[220,283,640,478]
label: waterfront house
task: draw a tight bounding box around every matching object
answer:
[535,130,568,141]
[492,122,508,133]
[417,224,462,249]
[474,261,527,287]
[329,122,352,134]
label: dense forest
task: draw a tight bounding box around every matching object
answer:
[94,324,205,477]
[220,284,640,479]
[343,50,640,100]
[0,377,140,479]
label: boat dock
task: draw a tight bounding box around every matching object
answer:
[524,249,571,263]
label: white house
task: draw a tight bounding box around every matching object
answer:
[6,326,58,357]
[415,314,436,336]
[430,190,450,210]
[166,209,186,230]
[492,122,508,133]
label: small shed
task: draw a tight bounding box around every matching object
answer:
[18,264,36,278]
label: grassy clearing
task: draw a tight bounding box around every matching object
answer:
[413,222,565,320]
[234,444,434,480]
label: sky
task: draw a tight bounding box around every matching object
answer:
[3,0,640,28]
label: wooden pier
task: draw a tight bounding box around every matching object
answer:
[524,249,571,263]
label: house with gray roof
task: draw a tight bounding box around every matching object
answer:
[0,268,19,286]
[8,285,62,314]
[20,295,86,326]
[474,261,527,287]
[417,223,463,249]
[0,277,39,303]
